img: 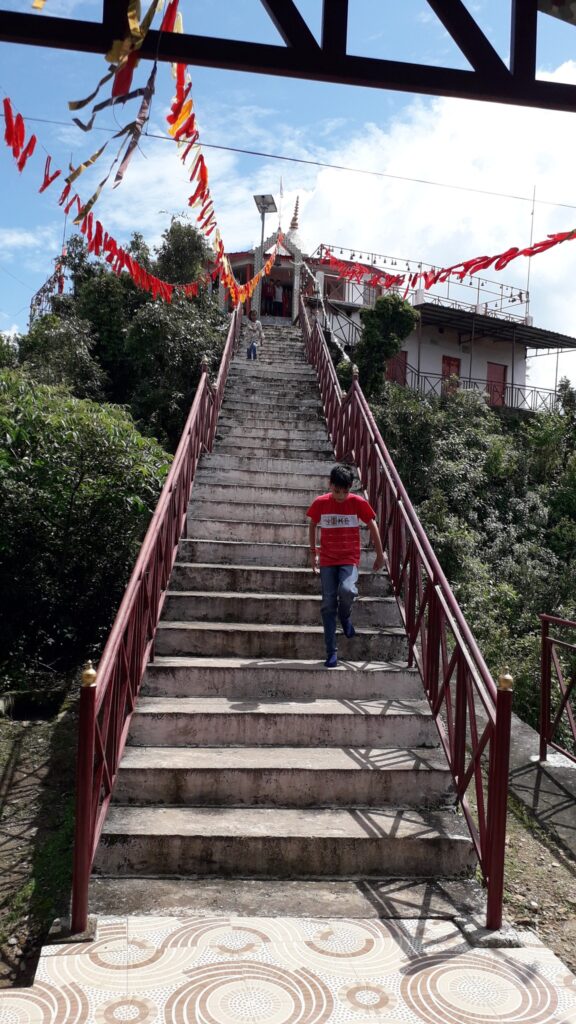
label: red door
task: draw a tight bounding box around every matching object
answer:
[442,355,460,393]
[386,350,407,385]
[487,362,507,407]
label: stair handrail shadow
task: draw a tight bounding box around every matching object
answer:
[70,306,243,934]
[299,294,512,931]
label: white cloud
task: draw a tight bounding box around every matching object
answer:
[0,226,60,257]
[0,323,19,338]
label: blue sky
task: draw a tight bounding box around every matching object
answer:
[2,0,576,387]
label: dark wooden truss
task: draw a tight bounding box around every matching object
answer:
[1,0,576,112]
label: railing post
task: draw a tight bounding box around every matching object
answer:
[453,652,467,786]
[486,667,513,930]
[71,661,97,935]
[425,584,440,706]
[539,615,550,762]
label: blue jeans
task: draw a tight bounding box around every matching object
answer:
[246,342,257,360]
[319,564,358,657]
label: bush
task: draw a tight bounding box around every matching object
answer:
[0,370,171,693]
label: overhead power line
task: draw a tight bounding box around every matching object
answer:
[13,113,576,213]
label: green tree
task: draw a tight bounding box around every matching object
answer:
[17,313,105,398]
[356,294,419,398]
[0,333,18,369]
[0,370,170,691]
[125,296,226,449]
[154,218,213,284]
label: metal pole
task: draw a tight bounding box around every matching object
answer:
[525,184,536,320]
[486,668,513,930]
[539,616,550,761]
[71,662,97,935]
[258,210,266,317]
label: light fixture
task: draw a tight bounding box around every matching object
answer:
[253,194,277,215]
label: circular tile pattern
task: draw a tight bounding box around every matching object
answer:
[163,920,270,957]
[41,937,191,993]
[400,952,559,1024]
[260,919,407,977]
[339,981,397,1016]
[163,960,333,1024]
[95,996,157,1023]
[0,980,88,1023]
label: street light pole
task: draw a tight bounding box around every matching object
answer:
[253,194,277,317]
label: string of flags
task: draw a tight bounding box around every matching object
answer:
[322,226,576,298]
[2,96,282,305]
[19,0,278,304]
[7,0,576,307]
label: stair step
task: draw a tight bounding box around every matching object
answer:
[128,697,436,748]
[88,874,486,920]
[186,518,374,546]
[216,424,331,442]
[113,745,452,807]
[154,621,408,661]
[169,563,390,596]
[200,453,333,476]
[162,591,400,627]
[94,806,476,878]
[215,444,332,460]
[190,481,356,505]
[195,468,329,489]
[143,658,422,700]
[218,407,324,425]
[187,499,311,525]
[178,538,377,569]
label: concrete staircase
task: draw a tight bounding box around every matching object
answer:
[91,322,476,912]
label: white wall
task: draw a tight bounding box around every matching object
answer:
[402,325,527,386]
[331,311,527,386]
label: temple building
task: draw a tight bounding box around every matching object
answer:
[221,198,576,413]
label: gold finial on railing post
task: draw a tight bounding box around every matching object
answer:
[81,661,97,687]
[352,364,359,380]
[200,355,209,375]
[498,666,514,691]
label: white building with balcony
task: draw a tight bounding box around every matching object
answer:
[222,202,576,413]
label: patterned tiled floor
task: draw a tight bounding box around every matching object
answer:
[1,915,576,1023]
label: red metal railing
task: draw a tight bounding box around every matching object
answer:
[71,305,243,933]
[300,296,513,930]
[539,613,576,764]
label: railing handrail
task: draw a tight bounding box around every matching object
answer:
[71,304,243,932]
[299,293,512,930]
[347,375,498,708]
[539,613,576,764]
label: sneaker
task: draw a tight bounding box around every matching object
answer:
[324,652,338,668]
[340,615,356,639]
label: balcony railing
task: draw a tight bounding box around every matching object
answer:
[539,614,576,764]
[403,366,559,412]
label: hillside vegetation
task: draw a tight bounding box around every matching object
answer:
[0,222,227,705]
[375,380,576,729]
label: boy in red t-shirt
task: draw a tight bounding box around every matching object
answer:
[307,465,385,667]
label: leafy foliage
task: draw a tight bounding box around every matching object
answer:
[0,370,170,692]
[1,219,226,702]
[125,296,227,448]
[356,294,419,398]
[154,218,213,284]
[17,314,105,398]
[374,379,576,732]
